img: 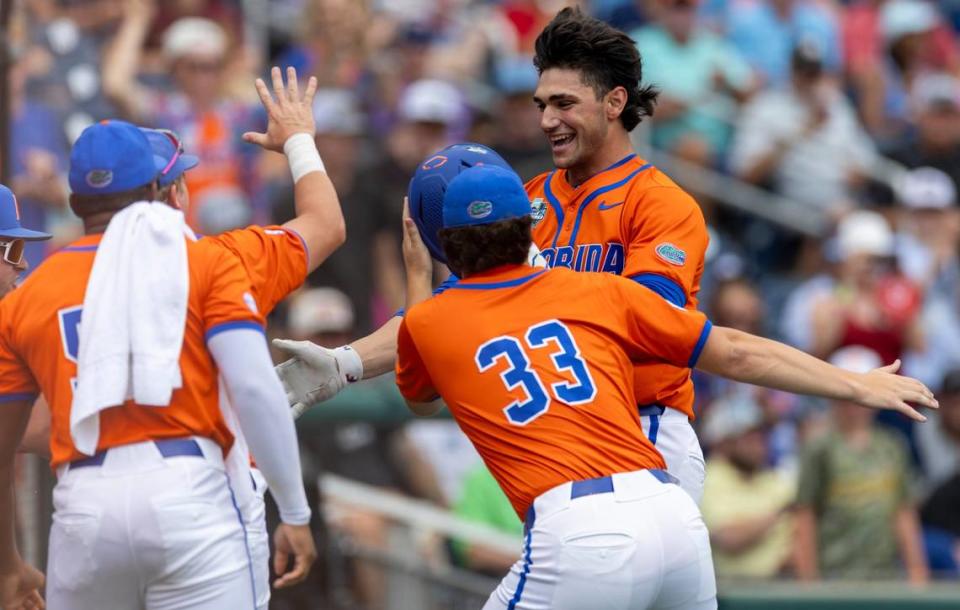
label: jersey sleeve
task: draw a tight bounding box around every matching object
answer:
[599,274,712,369]
[395,315,439,403]
[210,225,308,315]
[0,303,39,402]
[200,244,267,342]
[620,186,708,308]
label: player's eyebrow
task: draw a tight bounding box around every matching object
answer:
[532,93,579,105]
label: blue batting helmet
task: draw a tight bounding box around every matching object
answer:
[407,143,513,262]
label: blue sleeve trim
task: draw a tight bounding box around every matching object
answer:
[0,392,37,404]
[205,320,265,343]
[687,320,713,368]
[284,227,310,268]
[394,275,461,317]
[630,273,687,308]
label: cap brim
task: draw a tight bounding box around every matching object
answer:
[0,227,53,241]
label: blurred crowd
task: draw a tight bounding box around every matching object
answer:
[8,0,960,604]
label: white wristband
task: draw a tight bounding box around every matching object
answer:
[283,132,325,183]
[334,345,363,383]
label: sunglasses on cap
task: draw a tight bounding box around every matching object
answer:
[158,129,185,177]
[0,239,25,267]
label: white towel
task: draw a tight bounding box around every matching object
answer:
[71,201,194,456]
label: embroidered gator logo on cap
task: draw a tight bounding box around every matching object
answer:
[85,169,114,189]
[468,200,493,219]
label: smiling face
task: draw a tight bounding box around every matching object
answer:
[534,68,614,178]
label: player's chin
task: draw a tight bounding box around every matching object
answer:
[551,146,578,169]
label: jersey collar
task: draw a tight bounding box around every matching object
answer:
[451,265,547,290]
[60,234,104,252]
[551,154,647,203]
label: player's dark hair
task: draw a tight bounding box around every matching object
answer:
[438,217,532,278]
[534,6,657,132]
[157,176,187,204]
[69,183,158,218]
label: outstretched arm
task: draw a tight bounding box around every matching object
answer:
[696,327,937,420]
[242,67,346,272]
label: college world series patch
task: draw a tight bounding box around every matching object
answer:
[530,198,546,227]
[655,243,686,266]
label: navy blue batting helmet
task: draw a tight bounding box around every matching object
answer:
[407,143,513,262]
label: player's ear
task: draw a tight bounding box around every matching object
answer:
[605,86,628,121]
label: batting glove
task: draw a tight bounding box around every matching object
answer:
[273,340,363,419]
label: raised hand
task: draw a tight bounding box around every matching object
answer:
[243,66,318,153]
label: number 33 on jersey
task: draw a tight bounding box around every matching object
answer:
[395,265,713,518]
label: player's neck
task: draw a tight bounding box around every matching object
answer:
[565,135,635,188]
[83,212,117,235]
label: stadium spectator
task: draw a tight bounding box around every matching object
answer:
[632,0,756,166]
[886,73,960,189]
[694,276,800,468]
[809,211,923,362]
[795,346,929,583]
[102,2,262,231]
[270,88,379,332]
[490,56,553,181]
[363,79,464,317]
[917,369,960,492]
[700,396,795,579]
[893,166,960,292]
[730,42,877,214]
[726,0,842,88]
[8,52,71,270]
[850,0,955,142]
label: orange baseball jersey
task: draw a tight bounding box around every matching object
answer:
[208,224,308,315]
[526,153,709,419]
[0,233,264,469]
[396,265,713,517]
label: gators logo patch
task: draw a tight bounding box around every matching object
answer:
[85,169,114,189]
[468,200,493,219]
[530,198,546,227]
[655,243,686,266]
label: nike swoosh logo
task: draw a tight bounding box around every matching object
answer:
[597,201,624,211]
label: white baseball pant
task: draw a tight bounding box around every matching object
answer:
[47,437,256,610]
[245,468,270,610]
[639,406,706,504]
[482,469,717,610]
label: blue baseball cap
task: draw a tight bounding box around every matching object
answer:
[442,165,530,229]
[69,120,167,196]
[140,128,199,187]
[0,185,52,241]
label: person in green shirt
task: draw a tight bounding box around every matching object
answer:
[453,463,524,576]
[795,346,929,583]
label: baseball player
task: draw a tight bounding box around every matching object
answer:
[274,8,716,503]
[0,184,51,610]
[396,164,936,610]
[0,120,315,609]
[17,66,343,609]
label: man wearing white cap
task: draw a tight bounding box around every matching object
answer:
[103,2,260,231]
[894,166,960,289]
[809,210,924,364]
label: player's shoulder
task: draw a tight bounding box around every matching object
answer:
[524,171,551,195]
[627,166,699,209]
